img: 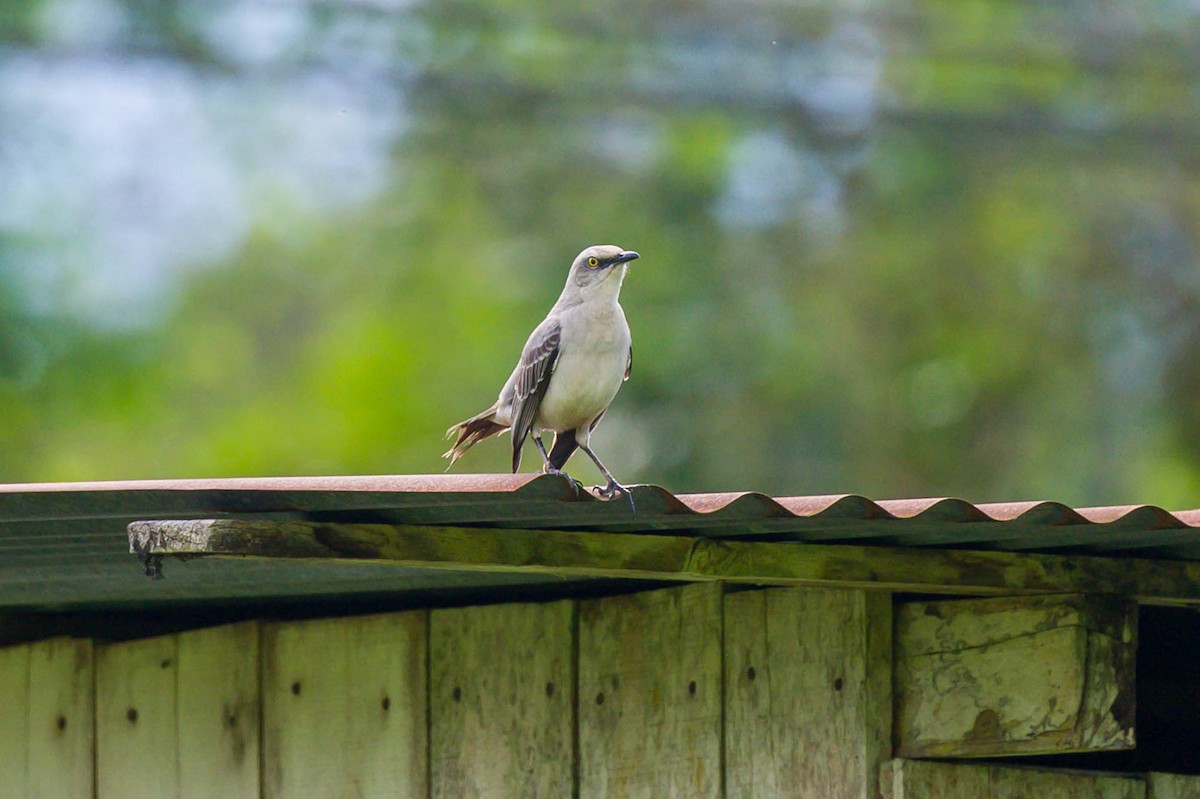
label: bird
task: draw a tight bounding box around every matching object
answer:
[444,244,640,508]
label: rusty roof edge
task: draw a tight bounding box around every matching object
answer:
[0,474,1198,530]
[0,473,544,495]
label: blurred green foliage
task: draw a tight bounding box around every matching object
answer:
[2,0,1199,507]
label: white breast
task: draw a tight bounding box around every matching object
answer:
[535,303,630,433]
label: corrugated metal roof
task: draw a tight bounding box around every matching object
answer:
[3,474,1200,612]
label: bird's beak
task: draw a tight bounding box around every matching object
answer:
[612,251,640,265]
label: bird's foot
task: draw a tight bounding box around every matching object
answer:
[597,480,636,513]
[543,466,585,497]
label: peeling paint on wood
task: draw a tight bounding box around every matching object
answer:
[895,594,1136,757]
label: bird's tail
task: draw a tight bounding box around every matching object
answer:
[443,405,509,468]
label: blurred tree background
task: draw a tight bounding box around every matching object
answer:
[1,0,1199,506]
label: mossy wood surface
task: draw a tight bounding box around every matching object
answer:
[132,518,1200,605]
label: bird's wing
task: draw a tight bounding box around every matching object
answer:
[625,344,632,381]
[509,318,561,472]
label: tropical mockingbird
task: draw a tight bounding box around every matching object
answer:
[444,244,639,508]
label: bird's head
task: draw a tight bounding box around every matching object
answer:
[565,245,640,299]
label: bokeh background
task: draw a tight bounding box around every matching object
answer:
[2,0,1199,506]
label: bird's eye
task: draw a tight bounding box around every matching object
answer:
[587,256,600,268]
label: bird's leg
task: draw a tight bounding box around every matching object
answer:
[534,435,582,496]
[578,444,635,513]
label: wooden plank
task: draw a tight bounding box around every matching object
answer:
[885,759,1145,799]
[177,623,260,799]
[578,582,723,798]
[430,600,574,798]
[881,758,989,798]
[262,612,427,799]
[1149,774,1200,799]
[130,518,1200,606]
[96,635,179,799]
[895,594,1136,757]
[989,764,1144,799]
[725,587,891,799]
[28,638,95,799]
[0,643,31,799]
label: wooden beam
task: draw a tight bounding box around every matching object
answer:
[895,594,1136,758]
[128,519,1200,606]
[883,759,1146,799]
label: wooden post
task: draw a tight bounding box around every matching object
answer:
[578,583,723,798]
[895,594,1136,757]
[430,600,574,798]
[725,587,892,799]
[262,612,427,799]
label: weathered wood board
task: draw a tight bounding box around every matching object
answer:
[262,611,427,799]
[96,634,178,799]
[883,759,1146,799]
[431,599,574,798]
[1149,774,1200,799]
[177,622,260,799]
[130,518,1200,606]
[28,637,95,799]
[895,593,1136,757]
[578,582,723,798]
[989,765,1145,799]
[725,587,892,799]
[0,638,96,799]
[0,642,31,799]
[97,623,261,799]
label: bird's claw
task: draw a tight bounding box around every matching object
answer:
[544,467,585,497]
[597,480,636,513]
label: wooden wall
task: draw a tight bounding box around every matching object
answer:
[0,583,1196,798]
